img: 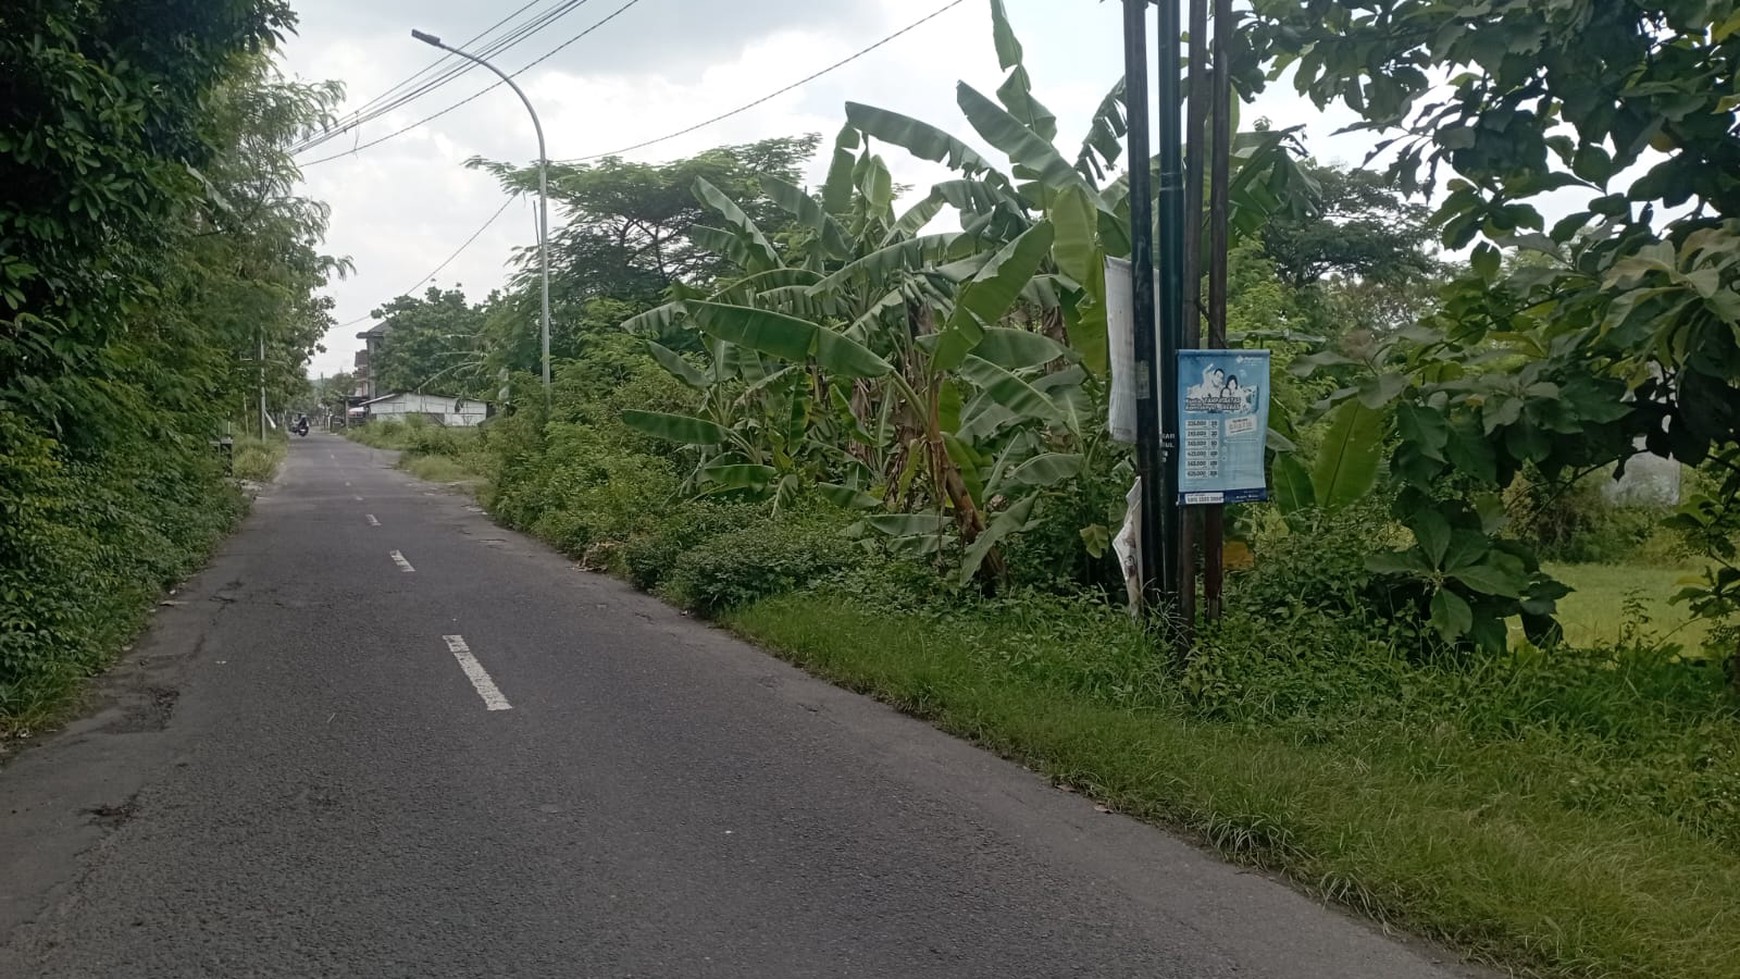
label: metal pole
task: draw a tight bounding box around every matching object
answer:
[1123,0,1166,615]
[411,30,552,407]
[1155,0,1188,619]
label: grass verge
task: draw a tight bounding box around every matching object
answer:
[231,435,286,483]
[726,591,1740,979]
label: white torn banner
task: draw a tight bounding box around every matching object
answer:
[1113,477,1142,616]
[1104,255,1139,443]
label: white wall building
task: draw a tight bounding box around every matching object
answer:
[359,392,489,428]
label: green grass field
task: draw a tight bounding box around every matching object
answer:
[1548,561,1711,651]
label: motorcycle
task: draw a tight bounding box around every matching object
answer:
[292,418,309,437]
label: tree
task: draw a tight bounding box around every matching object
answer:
[613,0,1316,587]
[370,287,490,397]
[1245,0,1740,653]
[471,136,821,384]
[1261,160,1438,290]
[0,0,299,436]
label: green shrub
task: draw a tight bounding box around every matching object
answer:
[620,500,762,591]
[1228,496,1414,634]
[0,414,242,725]
[664,514,864,615]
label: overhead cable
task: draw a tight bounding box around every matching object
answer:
[298,0,647,167]
[557,0,972,164]
[333,196,522,330]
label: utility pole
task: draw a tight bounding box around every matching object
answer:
[1202,0,1235,620]
[412,28,553,408]
[259,328,268,439]
[1123,0,1165,615]
[1155,0,1188,620]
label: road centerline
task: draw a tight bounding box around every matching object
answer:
[390,550,415,573]
[442,635,512,711]
[366,514,380,527]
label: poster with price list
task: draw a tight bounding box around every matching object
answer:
[1176,349,1271,504]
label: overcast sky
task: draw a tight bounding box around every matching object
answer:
[280,0,1374,379]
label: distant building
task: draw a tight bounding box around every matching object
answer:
[354,322,391,399]
[358,392,489,428]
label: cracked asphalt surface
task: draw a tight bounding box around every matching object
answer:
[0,435,1481,978]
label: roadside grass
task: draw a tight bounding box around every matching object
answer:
[231,435,286,483]
[402,452,483,488]
[727,591,1740,979]
[345,421,490,494]
[1549,561,1711,650]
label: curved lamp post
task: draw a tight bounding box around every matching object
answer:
[411,28,552,405]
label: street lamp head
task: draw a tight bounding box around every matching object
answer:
[410,29,443,48]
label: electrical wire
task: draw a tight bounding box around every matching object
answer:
[296,0,595,155]
[294,0,601,156]
[327,0,547,135]
[557,0,972,163]
[332,196,522,330]
[298,0,648,167]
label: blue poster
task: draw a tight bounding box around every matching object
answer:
[1177,349,1271,504]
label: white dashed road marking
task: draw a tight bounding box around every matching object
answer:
[390,550,415,573]
[443,635,512,711]
[366,514,380,527]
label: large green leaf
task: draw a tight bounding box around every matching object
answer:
[1271,452,1315,513]
[885,189,947,244]
[1076,77,1127,182]
[934,222,1056,371]
[643,340,708,389]
[688,301,892,379]
[621,301,683,335]
[996,67,1058,145]
[844,102,1006,184]
[823,123,860,216]
[864,513,953,537]
[959,494,1038,585]
[973,327,1074,369]
[1047,183,1098,285]
[621,409,728,446]
[1430,588,1474,642]
[759,175,851,260]
[1311,399,1385,509]
[1000,452,1083,490]
[956,83,1089,193]
[989,0,1023,70]
[959,355,1063,423]
[701,463,778,492]
[692,177,780,270]
[816,482,883,510]
[1449,552,1529,598]
[812,233,965,295]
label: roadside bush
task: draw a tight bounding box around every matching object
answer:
[1228,496,1413,631]
[664,514,864,616]
[1,415,242,723]
[620,499,762,591]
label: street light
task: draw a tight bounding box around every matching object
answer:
[411,28,552,406]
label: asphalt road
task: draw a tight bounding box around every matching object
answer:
[0,435,1480,978]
